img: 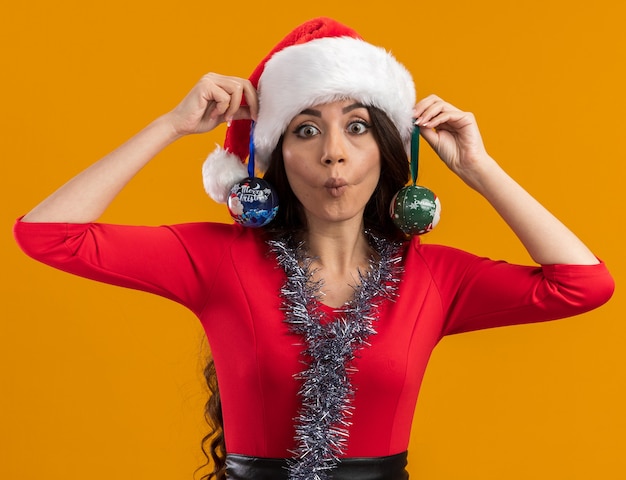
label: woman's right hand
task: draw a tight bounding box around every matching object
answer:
[167,73,259,137]
[21,72,258,224]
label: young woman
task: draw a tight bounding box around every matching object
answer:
[14,17,614,480]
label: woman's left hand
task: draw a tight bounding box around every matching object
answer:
[413,95,492,186]
[414,95,600,266]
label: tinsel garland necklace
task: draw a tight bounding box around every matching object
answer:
[268,233,403,480]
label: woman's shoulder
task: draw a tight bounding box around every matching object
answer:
[167,220,269,247]
[404,236,480,263]
[168,220,244,236]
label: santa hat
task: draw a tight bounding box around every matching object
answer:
[202,17,416,203]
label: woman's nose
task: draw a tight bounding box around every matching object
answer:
[322,128,346,165]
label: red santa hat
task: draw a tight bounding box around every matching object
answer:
[202,17,416,203]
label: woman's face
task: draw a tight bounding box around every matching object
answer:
[282,99,381,227]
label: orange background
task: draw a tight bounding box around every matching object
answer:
[2,1,624,479]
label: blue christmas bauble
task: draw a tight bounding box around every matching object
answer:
[390,185,441,235]
[227,177,279,228]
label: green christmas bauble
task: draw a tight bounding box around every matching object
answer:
[390,185,441,235]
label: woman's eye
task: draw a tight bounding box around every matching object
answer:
[348,121,370,134]
[295,124,320,138]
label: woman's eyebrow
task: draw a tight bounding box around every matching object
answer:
[297,103,367,118]
[342,102,367,113]
[299,108,322,117]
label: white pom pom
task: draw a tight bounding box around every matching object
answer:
[202,145,249,204]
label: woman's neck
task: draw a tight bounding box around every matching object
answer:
[304,218,370,272]
[301,218,373,308]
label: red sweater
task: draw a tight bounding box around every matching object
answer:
[13,220,614,458]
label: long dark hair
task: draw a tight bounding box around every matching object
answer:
[198,357,226,480]
[198,105,410,478]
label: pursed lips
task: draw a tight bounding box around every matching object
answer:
[324,178,349,197]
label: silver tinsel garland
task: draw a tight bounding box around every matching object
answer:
[268,233,403,480]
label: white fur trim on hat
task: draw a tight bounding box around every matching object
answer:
[202,145,249,204]
[201,35,416,204]
[254,36,416,166]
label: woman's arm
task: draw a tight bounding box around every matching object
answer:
[21,73,258,224]
[414,95,598,266]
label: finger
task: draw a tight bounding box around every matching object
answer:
[217,77,258,122]
[211,99,231,120]
[222,81,245,122]
[413,94,443,120]
[231,105,253,121]
[422,110,471,129]
[197,73,237,119]
[242,81,259,121]
[419,125,441,152]
[421,104,464,127]
[416,103,445,126]
[207,86,232,119]
[414,96,464,126]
